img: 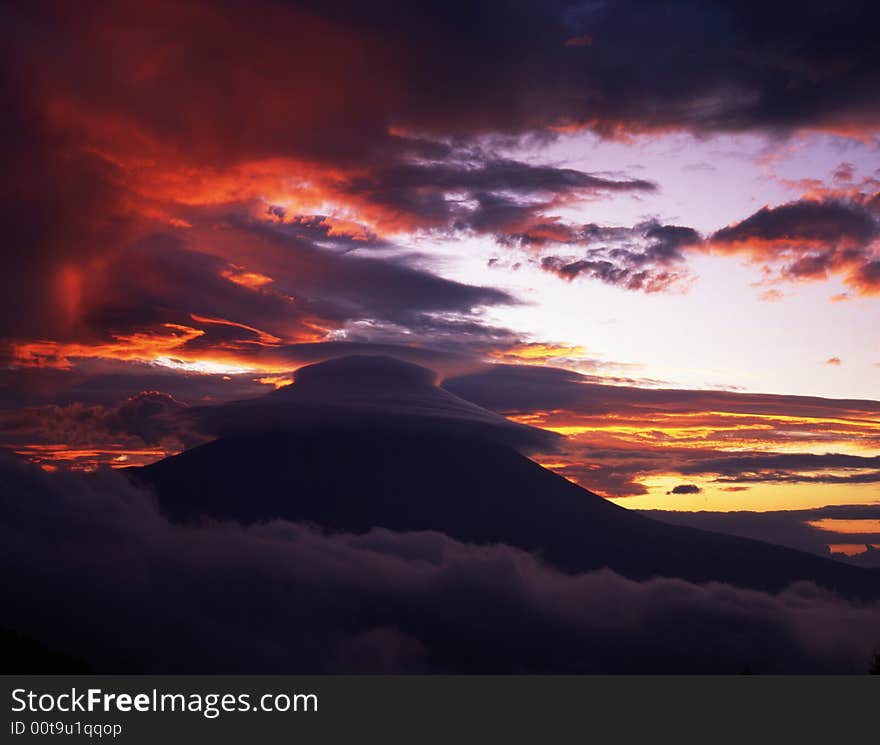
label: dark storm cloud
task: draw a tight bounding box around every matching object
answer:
[682,453,880,476]
[445,364,588,412]
[262,212,389,250]
[336,315,524,360]
[443,364,880,419]
[7,213,517,373]
[89,236,311,341]
[0,392,191,450]
[293,0,880,137]
[2,457,879,673]
[6,0,880,352]
[358,156,656,195]
[709,199,880,290]
[5,1,880,422]
[174,217,516,331]
[643,504,880,568]
[712,200,878,247]
[531,220,701,292]
[0,362,270,409]
[668,484,702,495]
[239,220,514,319]
[540,256,685,293]
[348,154,655,230]
[0,392,210,470]
[548,446,880,498]
[641,223,704,258]
[715,471,880,486]
[499,220,702,254]
[0,92,137,341]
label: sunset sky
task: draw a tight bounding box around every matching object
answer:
[3,0,880,534]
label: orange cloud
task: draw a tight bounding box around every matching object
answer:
[12,444,170,472]
[758,288,783,302]
[221,267,274,290]
[489,343,589,363]
[807,519,880,534]
[708,199,880,294]
[828,543,880,557]
[11,324,206,369]
[506,405,880,500]
[255,375,295,389]
[9,320,312,377]
[189,315,282,347]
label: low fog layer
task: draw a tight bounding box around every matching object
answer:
[2,456,878,673]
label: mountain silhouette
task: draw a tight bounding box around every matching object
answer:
[133,356,879,599]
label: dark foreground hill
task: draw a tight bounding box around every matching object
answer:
[132,356,879,600]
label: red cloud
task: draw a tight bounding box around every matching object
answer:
[709,199,880,294]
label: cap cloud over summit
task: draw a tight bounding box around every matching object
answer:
[189,355,560,452]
